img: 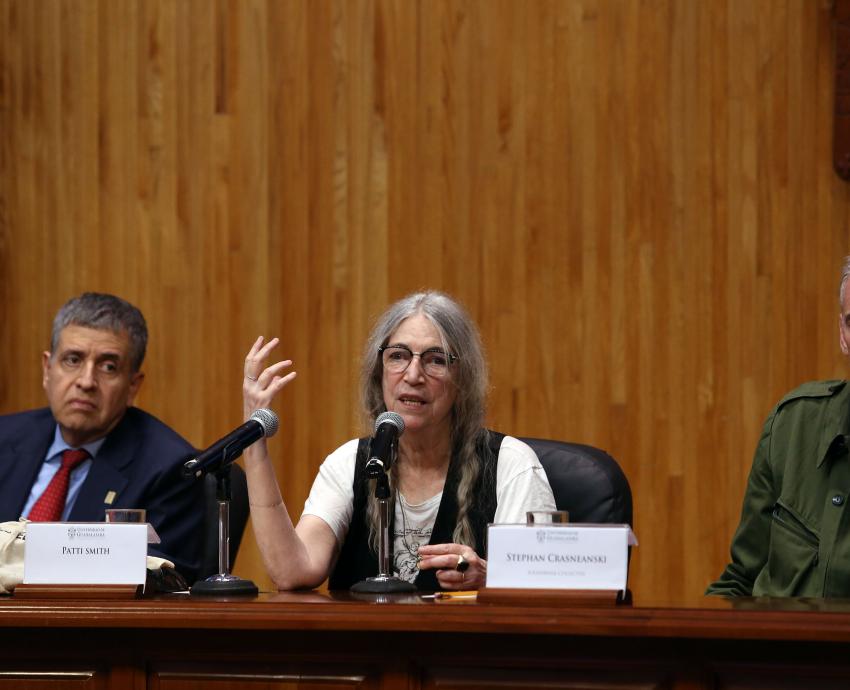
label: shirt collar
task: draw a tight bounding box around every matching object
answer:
[45,425,108,463]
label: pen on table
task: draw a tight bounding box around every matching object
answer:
[421,590,479,600]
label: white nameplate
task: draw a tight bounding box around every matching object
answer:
[24,523,148,585]
[485,523,637,591]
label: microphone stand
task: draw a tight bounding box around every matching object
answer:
[191,463,258,596]
[351,444,416,594]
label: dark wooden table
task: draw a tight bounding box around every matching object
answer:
[3,589,850,689]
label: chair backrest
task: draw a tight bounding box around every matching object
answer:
[199,463,251,579]
[519,437,633,525]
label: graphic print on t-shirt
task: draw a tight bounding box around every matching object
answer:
[393,523,432,582]
[393,492,441,583]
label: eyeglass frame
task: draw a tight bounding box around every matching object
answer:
[377,344,459,377]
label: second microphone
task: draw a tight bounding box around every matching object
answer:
[183,408,280,479]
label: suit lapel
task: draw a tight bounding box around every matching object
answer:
[68,412,137,520]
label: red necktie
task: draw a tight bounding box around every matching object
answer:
[27,449,90,522]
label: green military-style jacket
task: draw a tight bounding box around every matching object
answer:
[707,380,850,597]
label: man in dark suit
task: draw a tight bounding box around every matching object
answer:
[0,293,203,581]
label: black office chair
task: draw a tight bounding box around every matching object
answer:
[519,437,633,525]
[199,463,251,579]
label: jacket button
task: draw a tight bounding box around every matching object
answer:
[832,495,845,506]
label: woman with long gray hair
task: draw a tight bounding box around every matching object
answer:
[242,291,555,591]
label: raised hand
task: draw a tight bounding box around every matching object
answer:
[243,336,297,419]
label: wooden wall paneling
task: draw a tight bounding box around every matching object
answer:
[516,0,551,439]
[0,0,13,407]
[156,0,213,442]
[415,2,447,295]
[141,0,182,438]
[598,0,632,493]
[709,0,742,577]
[383,0,426,294]
[670,0,703,590]
[341,0,385,355]
[439,3,478,320]
[507,0,532,434]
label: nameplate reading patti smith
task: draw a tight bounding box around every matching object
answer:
[23,523,148,585]
[485,524,637,592]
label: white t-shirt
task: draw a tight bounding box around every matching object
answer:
[302,435,556,582]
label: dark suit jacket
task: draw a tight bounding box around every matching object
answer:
[0,407,204,581]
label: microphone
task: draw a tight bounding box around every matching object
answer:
[183,408,280,479]
[364,411,405,477]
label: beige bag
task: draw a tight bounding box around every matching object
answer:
[0,520,27,594]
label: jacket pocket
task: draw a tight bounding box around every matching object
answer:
[760,501,819,595]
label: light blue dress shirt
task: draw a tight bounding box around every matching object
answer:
[22,426,107,520]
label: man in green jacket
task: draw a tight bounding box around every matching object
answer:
[707,260,850,597]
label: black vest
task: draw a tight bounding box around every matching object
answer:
[328,431,504,591]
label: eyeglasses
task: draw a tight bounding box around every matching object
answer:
[379,345,458,378]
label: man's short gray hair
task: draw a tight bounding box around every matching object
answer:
[50,293,148,372]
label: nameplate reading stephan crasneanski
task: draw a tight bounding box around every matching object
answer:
[485,524,636,591]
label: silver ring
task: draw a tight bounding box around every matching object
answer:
[245,374,258,381]
[455,554,470,573]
